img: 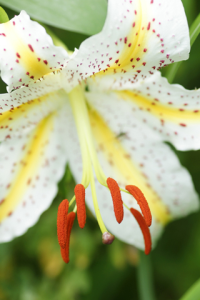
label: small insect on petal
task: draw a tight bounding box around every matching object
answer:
[57,199,69,248]
[102,232,115,245]
[60,212,76,264]
[130,208,152,255]
[107,177,124,223]
[74,184,86,229]
[126,185,152,227]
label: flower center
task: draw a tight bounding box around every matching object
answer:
[57,85,152,263]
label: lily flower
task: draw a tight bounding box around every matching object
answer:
[0,0,199,263]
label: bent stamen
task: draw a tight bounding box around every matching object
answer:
[74,184,86,229]
[107,177,124,223]
[126,185,152,227]
[57,199,69,249]
[60,212,76,264]
[130,208,152,255]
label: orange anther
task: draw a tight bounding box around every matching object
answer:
[57,199,69,249]
[60,212,76,264]
[130,208,152,255]
[126,185,152,227]
[107,177,124,223]
[74,184,86,229]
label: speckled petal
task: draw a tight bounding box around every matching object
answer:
[89,71,200,150]
[0,107,68,242]
[0,72,67,142]
[64,0,190,91]
[0,11,69,92]
[64,96,199,249]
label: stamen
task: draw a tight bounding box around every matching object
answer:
[57,199,69,249]
[102,232,115,244]
[60,212,76,264]
[130,208,152,255]
[126,185,152,227]
[74,184,86,229]
[107,177,124,223]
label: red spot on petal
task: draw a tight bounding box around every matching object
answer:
[28,44,34,52]
[143,48,147,52]
[124,37,127,44]
[43,60,48,65]
[37,58,41,61]
[147,22,151,30]
[180,123,187,127]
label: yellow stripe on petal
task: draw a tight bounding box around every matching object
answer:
[96,3,151,77]
[88,108,171,225]
[118,91,200,123]
[0,92,62,130]
[0,114,55,222]
[4,22,51,79]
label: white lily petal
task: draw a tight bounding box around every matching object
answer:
[0,72,67,142]
[88,71,200,150]
[0,107,68,242]
[65,0,189,90]
[0,11,69,91]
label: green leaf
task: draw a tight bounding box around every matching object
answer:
[0,0,107,35]
[180,279,200,300]
[0,6,9,23]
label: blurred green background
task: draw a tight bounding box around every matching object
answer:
[0,1,200,299]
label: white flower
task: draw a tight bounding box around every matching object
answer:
[0,0,198,261]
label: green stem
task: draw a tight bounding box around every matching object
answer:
[137,251,156,300]
[165,13,200,83]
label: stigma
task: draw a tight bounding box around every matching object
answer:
[56,85,152,263]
